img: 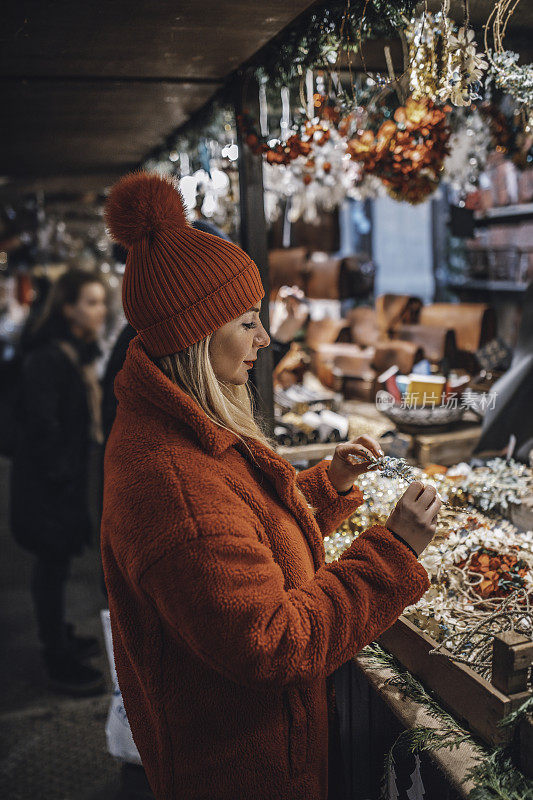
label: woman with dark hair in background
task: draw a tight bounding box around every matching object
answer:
[9,268,108,696]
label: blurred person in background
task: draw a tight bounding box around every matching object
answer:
[9,268,108,696]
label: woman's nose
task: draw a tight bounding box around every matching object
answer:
[255,323,270,349]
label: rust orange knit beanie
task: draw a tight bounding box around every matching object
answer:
[104,171,264,357]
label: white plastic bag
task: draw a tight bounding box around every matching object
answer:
[100,608,142,765]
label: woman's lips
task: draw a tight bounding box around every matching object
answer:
[243,360,254,368]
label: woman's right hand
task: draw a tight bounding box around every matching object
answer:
[385,481,442,557]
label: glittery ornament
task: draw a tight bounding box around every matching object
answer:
[405,10,487,109]
[347,96,451,204]
[323,458,533,680]
[439,26,488,107]
[485,0,533,113]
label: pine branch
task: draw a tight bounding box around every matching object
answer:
[499,695,533,729]
[362,644,533,800]
[465,749,533,800]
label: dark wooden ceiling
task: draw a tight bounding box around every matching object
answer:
[2,1,532,198]
[1,0,317,195]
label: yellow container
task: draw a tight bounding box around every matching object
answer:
[405,375,445,408]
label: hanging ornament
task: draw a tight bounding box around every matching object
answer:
[440,26,488,107]
[406,754,426,800]
[262,116,379,225]
[347,96,451,204]
[405,11,452,103]
[238,110,312,165]
[238,82,314,166]
[485,0,533,114]
[405,3,487,109]
[490,52,533,112]
[444,107,491,199]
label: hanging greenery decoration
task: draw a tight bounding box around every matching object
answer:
[490,51,533,112]
[254,0,419,87]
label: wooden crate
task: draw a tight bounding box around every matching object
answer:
[378,616,533,750]
[510,495,533,533]
[413,424,482,468]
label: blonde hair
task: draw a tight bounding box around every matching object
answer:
[158,334,273,451]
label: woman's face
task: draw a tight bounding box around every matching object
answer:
[209,302,270,385]
[63,282,107,339]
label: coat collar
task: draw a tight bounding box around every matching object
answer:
[114,334,238,456]
[115,335,325,571]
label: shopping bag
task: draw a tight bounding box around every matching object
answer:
[100,608,142,765]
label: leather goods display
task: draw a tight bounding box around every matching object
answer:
[419,302,496,370]
[267,251,499,405]
[268,248,342,301]
[268,247,308,299]
[344,307,381,348]
[392,323,457,367]
[474,283,533,461]
[303,254,342,300]
[338,255,375,300]
[375,294,423,338]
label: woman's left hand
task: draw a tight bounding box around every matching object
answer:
[327,435,385,494]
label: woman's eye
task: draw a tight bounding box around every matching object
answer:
[242,322,256,330]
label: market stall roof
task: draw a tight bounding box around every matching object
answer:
[1,0,317,195]
[2,0,532,198]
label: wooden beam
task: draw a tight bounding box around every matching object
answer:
[0,75,224,84]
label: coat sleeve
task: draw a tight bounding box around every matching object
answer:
[296,459,365,537]
[21,348,72,483]
[139,514,429,689]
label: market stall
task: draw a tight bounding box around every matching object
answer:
[329,458,533,798]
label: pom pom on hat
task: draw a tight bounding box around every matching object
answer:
[104,171,189,249]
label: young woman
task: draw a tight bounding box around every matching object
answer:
[101,172,439,800]
[10,269,108,695]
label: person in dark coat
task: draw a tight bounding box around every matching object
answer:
[9,268,108,696]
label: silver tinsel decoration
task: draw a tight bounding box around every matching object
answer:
[348,453,418,482]
[491,50,533,109]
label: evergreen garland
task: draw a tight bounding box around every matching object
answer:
[253,0,418,86]
[361,643,533,800]
[466,750,533,800]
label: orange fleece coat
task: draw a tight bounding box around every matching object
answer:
[100,335,430,800]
